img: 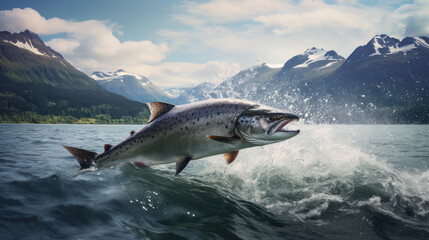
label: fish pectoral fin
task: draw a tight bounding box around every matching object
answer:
[207,135,241,145]
[175,156,192,176]
[130,161,151,169]
[104,144,112,151]
[224,151,239,164]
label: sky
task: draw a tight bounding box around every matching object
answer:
[0,0,428,88]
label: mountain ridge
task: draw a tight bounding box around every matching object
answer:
[177,34,429,123]
[90,69,171,103]
[2,30,428,123]
[0,30,149,124]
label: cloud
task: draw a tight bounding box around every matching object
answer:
[0,7,240,88]
[254,5,379,35]
[0,8,168,72]
[126,61,241,88]
[163,0,422,67]
[0,7,65,34]
[394,0,429,36]
[176,0,290,24]
[1,2,428,88]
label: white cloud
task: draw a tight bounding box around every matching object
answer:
[163,0,423,67]
[394,0,429,36]
[127,61,241,88]
[0,8,168,72]
[177,0,290,24]
[254,6,378,35]
[0,7,240,88]
[1,1,428,88]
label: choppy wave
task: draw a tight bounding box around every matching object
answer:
[0,124,428,239]
[161,124,429,237]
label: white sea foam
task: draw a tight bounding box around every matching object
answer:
[155,124,429,221]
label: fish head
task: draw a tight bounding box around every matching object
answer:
[235,105,300,145]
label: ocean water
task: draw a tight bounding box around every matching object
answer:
[0,123,428,239]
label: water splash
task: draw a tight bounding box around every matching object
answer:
[154,125,429,227]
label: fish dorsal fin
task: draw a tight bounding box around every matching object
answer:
[104,144,112,152]
[130,131,135,136]
[147,102,175,123]
[224,151,239,164]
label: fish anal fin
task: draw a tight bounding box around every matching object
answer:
[64,146,97,169]
[175,156,192,175]
[225,151,239,164]
[147,102,175,123]
[104,144,112,151]
[207,135,241,145]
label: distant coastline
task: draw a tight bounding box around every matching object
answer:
[0,112,147,124]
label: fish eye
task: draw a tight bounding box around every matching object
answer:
[270,116,277,121]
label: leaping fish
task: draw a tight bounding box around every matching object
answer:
[64,99,300,175]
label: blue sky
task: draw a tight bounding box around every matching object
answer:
[0,0,178,44]
[0,0,427,87]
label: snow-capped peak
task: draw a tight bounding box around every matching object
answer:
[91,69,146,82]
[294,47,340,68]
[1,30,62,58]
[4,39,56,57]
[303,47,326,56]
[413,37,429,48]
[264,63,284,69]
[368,34,429,56]
[91,69,152,87]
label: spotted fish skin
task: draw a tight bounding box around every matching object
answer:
[64,98,300,174]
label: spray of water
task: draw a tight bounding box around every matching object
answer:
[154,124,429,225]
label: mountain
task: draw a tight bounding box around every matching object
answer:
[1,29,63,59]
[301,35,429,123]
[274,48,344,84]
[345,34,429,62]
[175,48,345,117]
[163,87,191,98]
[210,63,281,100]
[174,82,216,104]
[0,30,149,124]
[175,35,429,123]
[91,69,171,103]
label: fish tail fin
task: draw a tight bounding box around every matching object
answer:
[64,146,97,169]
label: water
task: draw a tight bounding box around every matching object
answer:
[0,124,428,239]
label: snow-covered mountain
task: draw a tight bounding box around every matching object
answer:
[162,87,191,98]
[284,47,344,69]
[172,63,282,104]
[91,69,171,103]
[172,35,429,123]
[299,34,429,123]
[174,82,216,104]
[177,48,344,106]
[1,30,63,59]
[0,30,148,122]
[273,48,345,87]
[346,34,429,63]
[210,63,281,99]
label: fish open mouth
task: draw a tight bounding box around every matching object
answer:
[268,117,300,135]
[276,118,299,133]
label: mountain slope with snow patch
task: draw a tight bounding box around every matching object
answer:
[91,70,171,103]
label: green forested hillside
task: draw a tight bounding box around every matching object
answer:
[0,30,149,124]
